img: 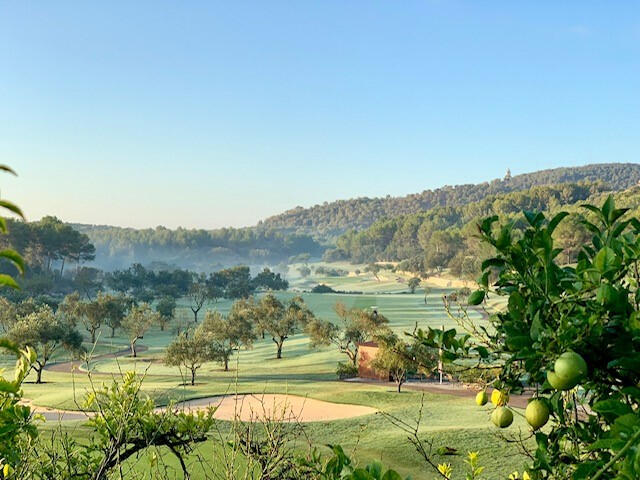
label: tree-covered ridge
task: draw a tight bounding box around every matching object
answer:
[329,182,640,276]
[72,224,323,271]
[261,163,640,238]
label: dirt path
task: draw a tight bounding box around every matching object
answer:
[346,378,532,409]
[45,344,149,373]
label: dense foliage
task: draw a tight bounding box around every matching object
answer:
[106,264,288,304]
[74,223,323,271]
[475,197,640,479]
[0,216,95,277]
[331,183,629,277]
[262,163,640,239]
[414,197,640,479]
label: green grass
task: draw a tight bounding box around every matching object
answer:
[5,271,527,479]
[37,384,531,480]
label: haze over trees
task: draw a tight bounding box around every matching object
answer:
[73,223,323,270]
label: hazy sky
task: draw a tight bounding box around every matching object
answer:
[1,2,638,229]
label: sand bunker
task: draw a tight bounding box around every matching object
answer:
[173,393,377,422]
[25,393,377,423]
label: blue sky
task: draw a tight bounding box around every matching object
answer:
[1,2,638,229]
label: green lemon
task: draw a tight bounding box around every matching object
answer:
[554,352,587,385]
[491,406,514,428]
[475,391,488,406]
[547,370,578,391]
[525,399,550,430]
[491,389,509,406]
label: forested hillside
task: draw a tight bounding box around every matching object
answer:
[328,182,640,279]
[61,163,640,271]
[261,163,640,238]
[72,224,322,271]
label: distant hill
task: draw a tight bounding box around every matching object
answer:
[259,163,640,239]
[329,182,640,277]
[71,163,640,272]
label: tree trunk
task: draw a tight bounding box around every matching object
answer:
[224,357,229,371]
[350,348,358,366]
[192,309,198,323]
[60,257,66,278]
[276,341,283,359]
[190,368,196,385]
[90,329,96,343]
[35,365,43,384]
[111,326,116,337]
[397,381,402,393]
[131,341,137,357]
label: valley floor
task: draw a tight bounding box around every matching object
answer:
[7,271,526,479]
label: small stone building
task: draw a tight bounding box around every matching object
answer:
[357,341,388,380]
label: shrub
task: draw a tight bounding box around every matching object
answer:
[336,361,358,379]
[311,284,336,293]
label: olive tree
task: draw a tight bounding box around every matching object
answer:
[65,294,107,344]
[187,278,210,323]
[199,306,255,371]
[371,332,434,393]
[102,293,131,337]
[255,294,314,359]
[155,295,176,331]
[7,305,83,383]
[407,277,421,293]
[121,303,157,357]
[305,302,389,367]
[165,330,213,385]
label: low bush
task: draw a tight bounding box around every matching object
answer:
[336,361,358,379]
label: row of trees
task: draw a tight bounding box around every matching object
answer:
[105,264,288,310]
[0,292,170,382]
[163,296,427,388]
[165,294,316,384]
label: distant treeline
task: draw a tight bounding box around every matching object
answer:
[326,182,635,277]
[72,224,324,271]
[260,163,640,239]
[0,216,95,277]
[105,263,288,302]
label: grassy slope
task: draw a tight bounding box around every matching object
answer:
[9,267,527,479]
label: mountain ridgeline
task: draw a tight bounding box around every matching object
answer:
[260,163,640,239]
